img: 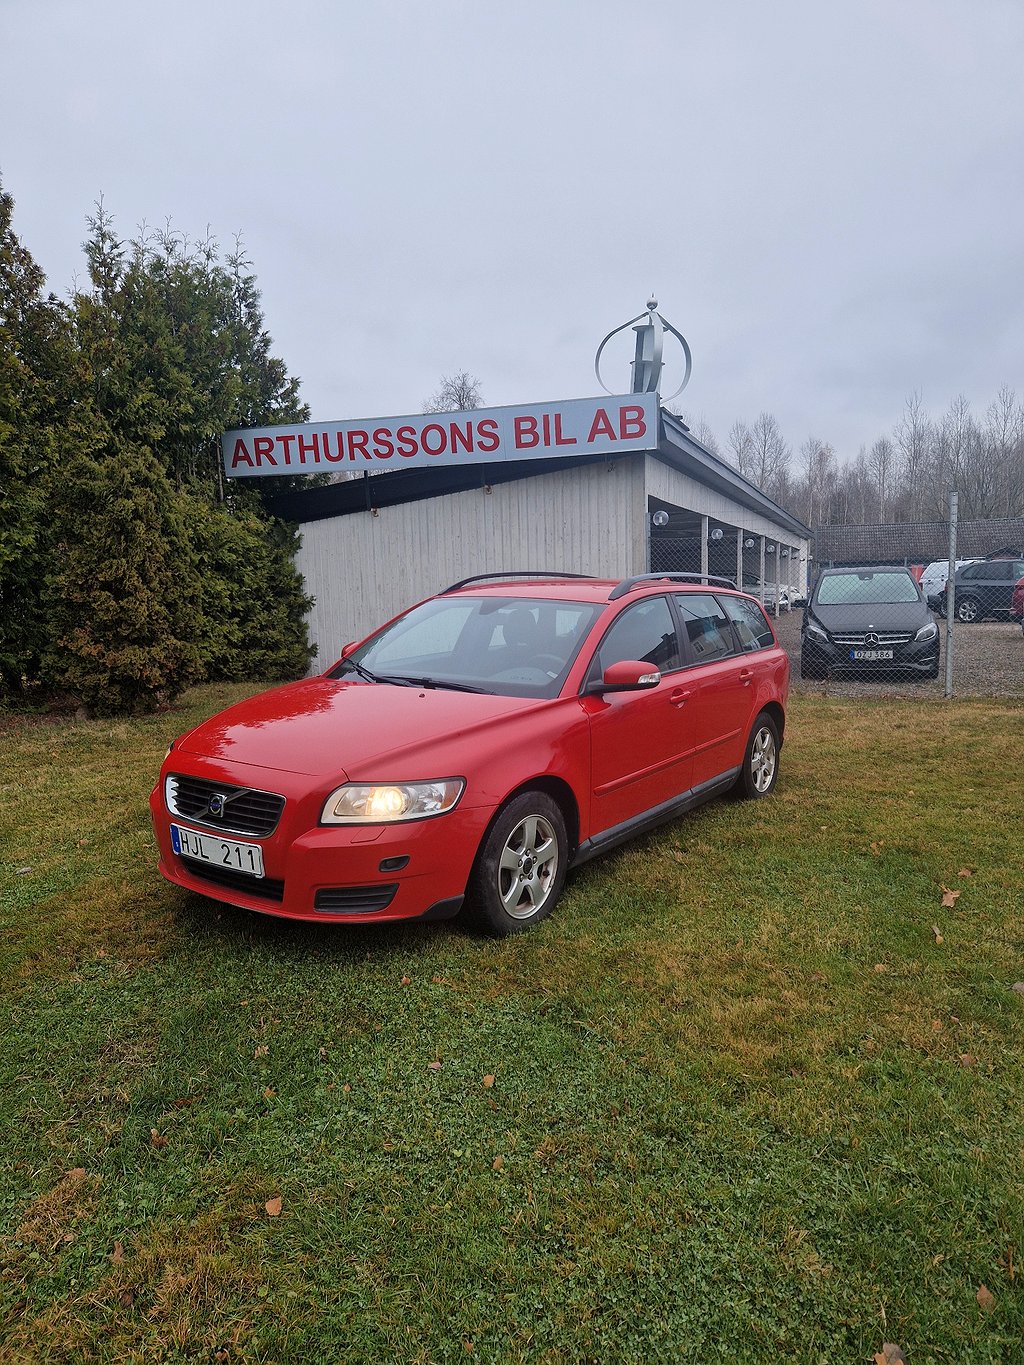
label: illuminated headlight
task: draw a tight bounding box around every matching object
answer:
[321,779,465,824]
[914,621,938,642]
[805,619,829,642]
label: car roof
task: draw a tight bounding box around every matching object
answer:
[819,564,914,573]
[441,573,746,605]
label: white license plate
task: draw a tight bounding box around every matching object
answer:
[851,649,894,661]
[171,824,265,878]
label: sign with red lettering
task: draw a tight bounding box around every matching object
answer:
[222,395,659,478]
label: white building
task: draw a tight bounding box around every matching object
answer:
[266,404,812,667]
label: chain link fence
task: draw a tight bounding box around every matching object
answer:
[650,528,1023,698]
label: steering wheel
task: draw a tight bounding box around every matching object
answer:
[533,654,565,675]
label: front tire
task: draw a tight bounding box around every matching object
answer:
[734,711,780,799]
[467,791,568,936]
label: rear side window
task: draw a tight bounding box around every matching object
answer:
[675,593,738,664]
[596,596,682,674]
[721,595,775,651]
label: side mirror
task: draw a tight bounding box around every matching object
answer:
[589,660,662,694]
[340,641,357,659]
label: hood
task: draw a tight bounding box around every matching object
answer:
[810,599,931,633]
[176,676,546,777]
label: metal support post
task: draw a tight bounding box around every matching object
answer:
[944,489,958,698]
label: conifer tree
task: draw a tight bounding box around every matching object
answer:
[0,181,68,693]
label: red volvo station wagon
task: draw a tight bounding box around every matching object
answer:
[151,572,790,935]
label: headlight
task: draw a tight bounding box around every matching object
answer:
[321,779,465,824]
[805,619,828,642]
[915,621,938,642]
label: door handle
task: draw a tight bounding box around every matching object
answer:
[738,670,753,685]
[669,688,693,707]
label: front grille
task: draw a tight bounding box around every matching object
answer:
[180,857,285,903]
[166,774,285,837]
[314,885,399,914]
[830,631,914,646]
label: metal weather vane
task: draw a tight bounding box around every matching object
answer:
[595,295,692,400]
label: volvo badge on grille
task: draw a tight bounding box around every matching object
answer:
[208,793,227,818]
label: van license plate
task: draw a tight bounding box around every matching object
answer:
[171,824,265,878]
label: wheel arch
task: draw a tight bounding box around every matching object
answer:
[758,700,786,747]
[474,775,581,866]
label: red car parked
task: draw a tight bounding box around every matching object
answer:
[151,572,789,935]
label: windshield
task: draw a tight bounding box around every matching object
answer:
[328,595,603,698]
[815,571,921,606]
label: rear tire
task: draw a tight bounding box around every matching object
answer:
[956,596,980,623]
[734,711,780,799]
[467,791,568,936]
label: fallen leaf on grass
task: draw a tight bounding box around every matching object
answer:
[254,1045,268,1058]
[400,976,411,987]
[932,925,944,944]
[1011,983,1024,996]
[149,1130,168,1149]
[110,1241,124,1263]
[482,1075,495,1088]
[873,963,889,974]
[491,1156,504,1171]
[959,1053,976,1068]
[958,867,973,878]
[265,1197,282,1217]
[976,1283,995,1311]
[263,1087,276,1100]
[427,1060,442,1071]
[941,887,961,908]
[873,1346,906,1365]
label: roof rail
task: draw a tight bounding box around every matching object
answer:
[442,570,593,594]
[609,572,738,600]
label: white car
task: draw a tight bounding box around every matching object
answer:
[760,585,798,613]
[919,559,975,606]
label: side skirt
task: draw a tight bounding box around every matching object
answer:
[569,769,740,870]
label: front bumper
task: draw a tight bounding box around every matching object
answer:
[801,634,939,676]
[150,776,490,925]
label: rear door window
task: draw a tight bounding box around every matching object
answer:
[721,595,775,651]
[675,593,739,664]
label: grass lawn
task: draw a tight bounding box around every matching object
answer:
[1,686,1023,1363]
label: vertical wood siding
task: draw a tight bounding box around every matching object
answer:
[296,461,647,666]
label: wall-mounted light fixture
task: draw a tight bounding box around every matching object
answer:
[781,548,790,559]
[743,537,755,549]
[710,527,724,541]
[651,509,669,528]
[766,543,777,554]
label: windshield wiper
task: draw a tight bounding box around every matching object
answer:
[382,675,492,694]
[336,659,490,693]
[335,657,380,684]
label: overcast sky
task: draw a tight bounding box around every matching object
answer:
[3,0,1022,463]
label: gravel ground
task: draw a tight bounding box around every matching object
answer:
[772,607,1024,699]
